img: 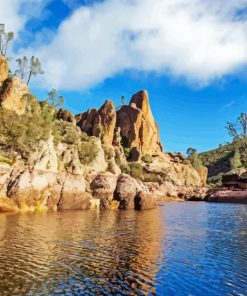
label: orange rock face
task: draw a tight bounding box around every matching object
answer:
[77,100,116,145]
[198,166,208,186]
[0,77,29,115]
[117,90,163,159]
[0,55,8,86]
[98,100,116,145]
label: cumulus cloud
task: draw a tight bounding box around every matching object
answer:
[0,0,52,32]
[8,0,247,89]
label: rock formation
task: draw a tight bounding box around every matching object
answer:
[77,91,163,161]
[0,77,28,115]
[117,90,163,160]
[206,169,247,203]
[0,55,8,85]
[0,56,208,212]
[77,100,116,145]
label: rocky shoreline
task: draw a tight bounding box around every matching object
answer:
[205,169,247,204]
[0,53,211,213]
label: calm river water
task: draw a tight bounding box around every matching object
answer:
[0,202,246,296]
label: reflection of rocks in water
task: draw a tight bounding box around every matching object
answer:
[0,209,162,295]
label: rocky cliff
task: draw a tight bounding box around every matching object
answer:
[77,90,162,161]
[0,55,207,213]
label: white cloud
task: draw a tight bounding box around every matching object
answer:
[0,0,25,33]
[0,0,52,36]
[8,0,247,89]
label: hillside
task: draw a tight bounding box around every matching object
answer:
[199,140,246,185]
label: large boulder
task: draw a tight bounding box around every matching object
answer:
[117,90,163,160]
[77,100,116,145]
[0,77,28,115]
[222,168,246,185]
[57,108,75,124]
[76,108,98,134]
[6,169,56,210]
[206,189,247,204]
[0,55,8,85]
[134,191,157,210]
[206,169,247,204]
[31,135,58,173]
[113,174,140,209]
[90,173,118,209]
[57,174,91,211]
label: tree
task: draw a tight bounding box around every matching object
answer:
[121,96,126,106]
[187,147,202,171]
[226,113,247,140]
[116,96,127,110]
[47,89,64,109]
[15,56,44,85]
[0,24,14,56]
[27,56,44,85]
[15,56,28,79]
[186,147,197,156]
[226,113,247,166]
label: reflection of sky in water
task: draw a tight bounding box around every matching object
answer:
[0,203,246,295]
[156,203,247,296]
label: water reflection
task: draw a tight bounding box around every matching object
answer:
[0,209,163,295]
[0,203,247,296]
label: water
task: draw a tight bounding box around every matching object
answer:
[0,202,246,296]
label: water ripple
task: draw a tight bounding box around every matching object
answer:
[0,203,246,295]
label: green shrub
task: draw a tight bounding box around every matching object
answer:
[188,154,203,171]
[119,163,131,174]
[78,140,99,165]
[120,162,160,183]
[142,154,153,164]
[103,145,115,161]
[230,148,242,169]
[0,107,53,160]
[52,120,81,145]
[123,147,131,160]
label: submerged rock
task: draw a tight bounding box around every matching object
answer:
[90,173,118,209]
[134,191,157,210]
[114,174,140,210]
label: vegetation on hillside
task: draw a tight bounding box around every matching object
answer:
[186,113,247,186]
[0,92,99,166]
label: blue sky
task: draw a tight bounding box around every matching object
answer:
[1,0,247,153]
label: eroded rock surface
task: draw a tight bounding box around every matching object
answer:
[0,55,8,85]
[117,90,163,160]
[0,77,28,115]
[114,174,141,210]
